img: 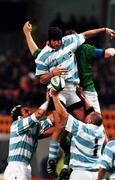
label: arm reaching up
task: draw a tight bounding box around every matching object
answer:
[50,90,68,121]
[23,21,40,55]
[34,90,50,119]
[83,27,115,39]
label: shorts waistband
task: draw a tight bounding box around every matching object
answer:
[8,161,28,166]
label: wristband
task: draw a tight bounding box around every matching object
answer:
[39,101,49,111]
[95,48,105,58]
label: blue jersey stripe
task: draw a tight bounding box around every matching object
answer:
[71,153,96,163]
[65,114,105,170]
[36,62,49,71]
[76,135,94,149]
[38,51,52,62]
[8,155,30,165]
[9,141,33,153]
[100,140,115,171]
[8,115,52,164]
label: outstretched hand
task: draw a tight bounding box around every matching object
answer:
[23,21,32,35]
[105,28,115,39]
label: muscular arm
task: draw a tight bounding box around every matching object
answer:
[39,67,68,84]
[34,91,50,119]
[51,90,68,121]
[83,27,115,39]
[34,101,49,119]
[39,71,54,84]
[23,21,40,55]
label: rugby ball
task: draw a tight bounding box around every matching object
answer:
[50,76,65,91]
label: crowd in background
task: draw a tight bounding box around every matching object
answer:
[0,50,46,114]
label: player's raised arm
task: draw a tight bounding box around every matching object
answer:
[51,89,68,120]
[23,21,40,56]
[82,27,115,39]
[34,90,50,119]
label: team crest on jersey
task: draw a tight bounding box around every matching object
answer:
[68,51,72,57]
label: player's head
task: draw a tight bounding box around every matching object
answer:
[85,112,102,126]
[64,29,77,36]
[11,105,31,121]
[48,27,62,49]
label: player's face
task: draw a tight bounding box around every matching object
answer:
[21,107,32,118]
[49,39,62,49]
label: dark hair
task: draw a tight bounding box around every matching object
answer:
[90,112,102,126]
[64,29,77,36]
[48,27,62,41]
[11,105,23,122]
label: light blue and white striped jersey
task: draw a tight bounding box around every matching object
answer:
[65,114,105,171]
[100,140,115,174]
[8,114,52,165]
[35,34,85,85]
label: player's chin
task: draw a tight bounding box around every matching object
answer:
[54,45,60,49]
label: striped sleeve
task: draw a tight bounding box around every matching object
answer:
[39,118,53,134]
[100,144,114,169]
[35,48,52,76]
[75,33,85,46]
[16,114,39,135]
[35,59,49,76]
[64,34,85,53]
[65,114,83,136]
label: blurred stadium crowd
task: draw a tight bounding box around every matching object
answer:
[0,50,47,114]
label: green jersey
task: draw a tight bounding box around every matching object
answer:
[76,44,96,92]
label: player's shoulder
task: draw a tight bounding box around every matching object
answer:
[35,45,52,62]
[106,140,115,149]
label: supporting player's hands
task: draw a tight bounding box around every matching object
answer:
[23,21,32,35]
[49,88,58,97]
[105,28,115,39]
[46,90,51,102]
[52,65,68,76]
[76,85,85,100]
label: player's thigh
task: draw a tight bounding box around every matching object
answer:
[4,174,31,180]
[84,91,101,113]
[59,89,80,106]
[4,164,31,180]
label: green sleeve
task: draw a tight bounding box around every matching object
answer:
[77,44,96,60]
[33,48,42,58]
